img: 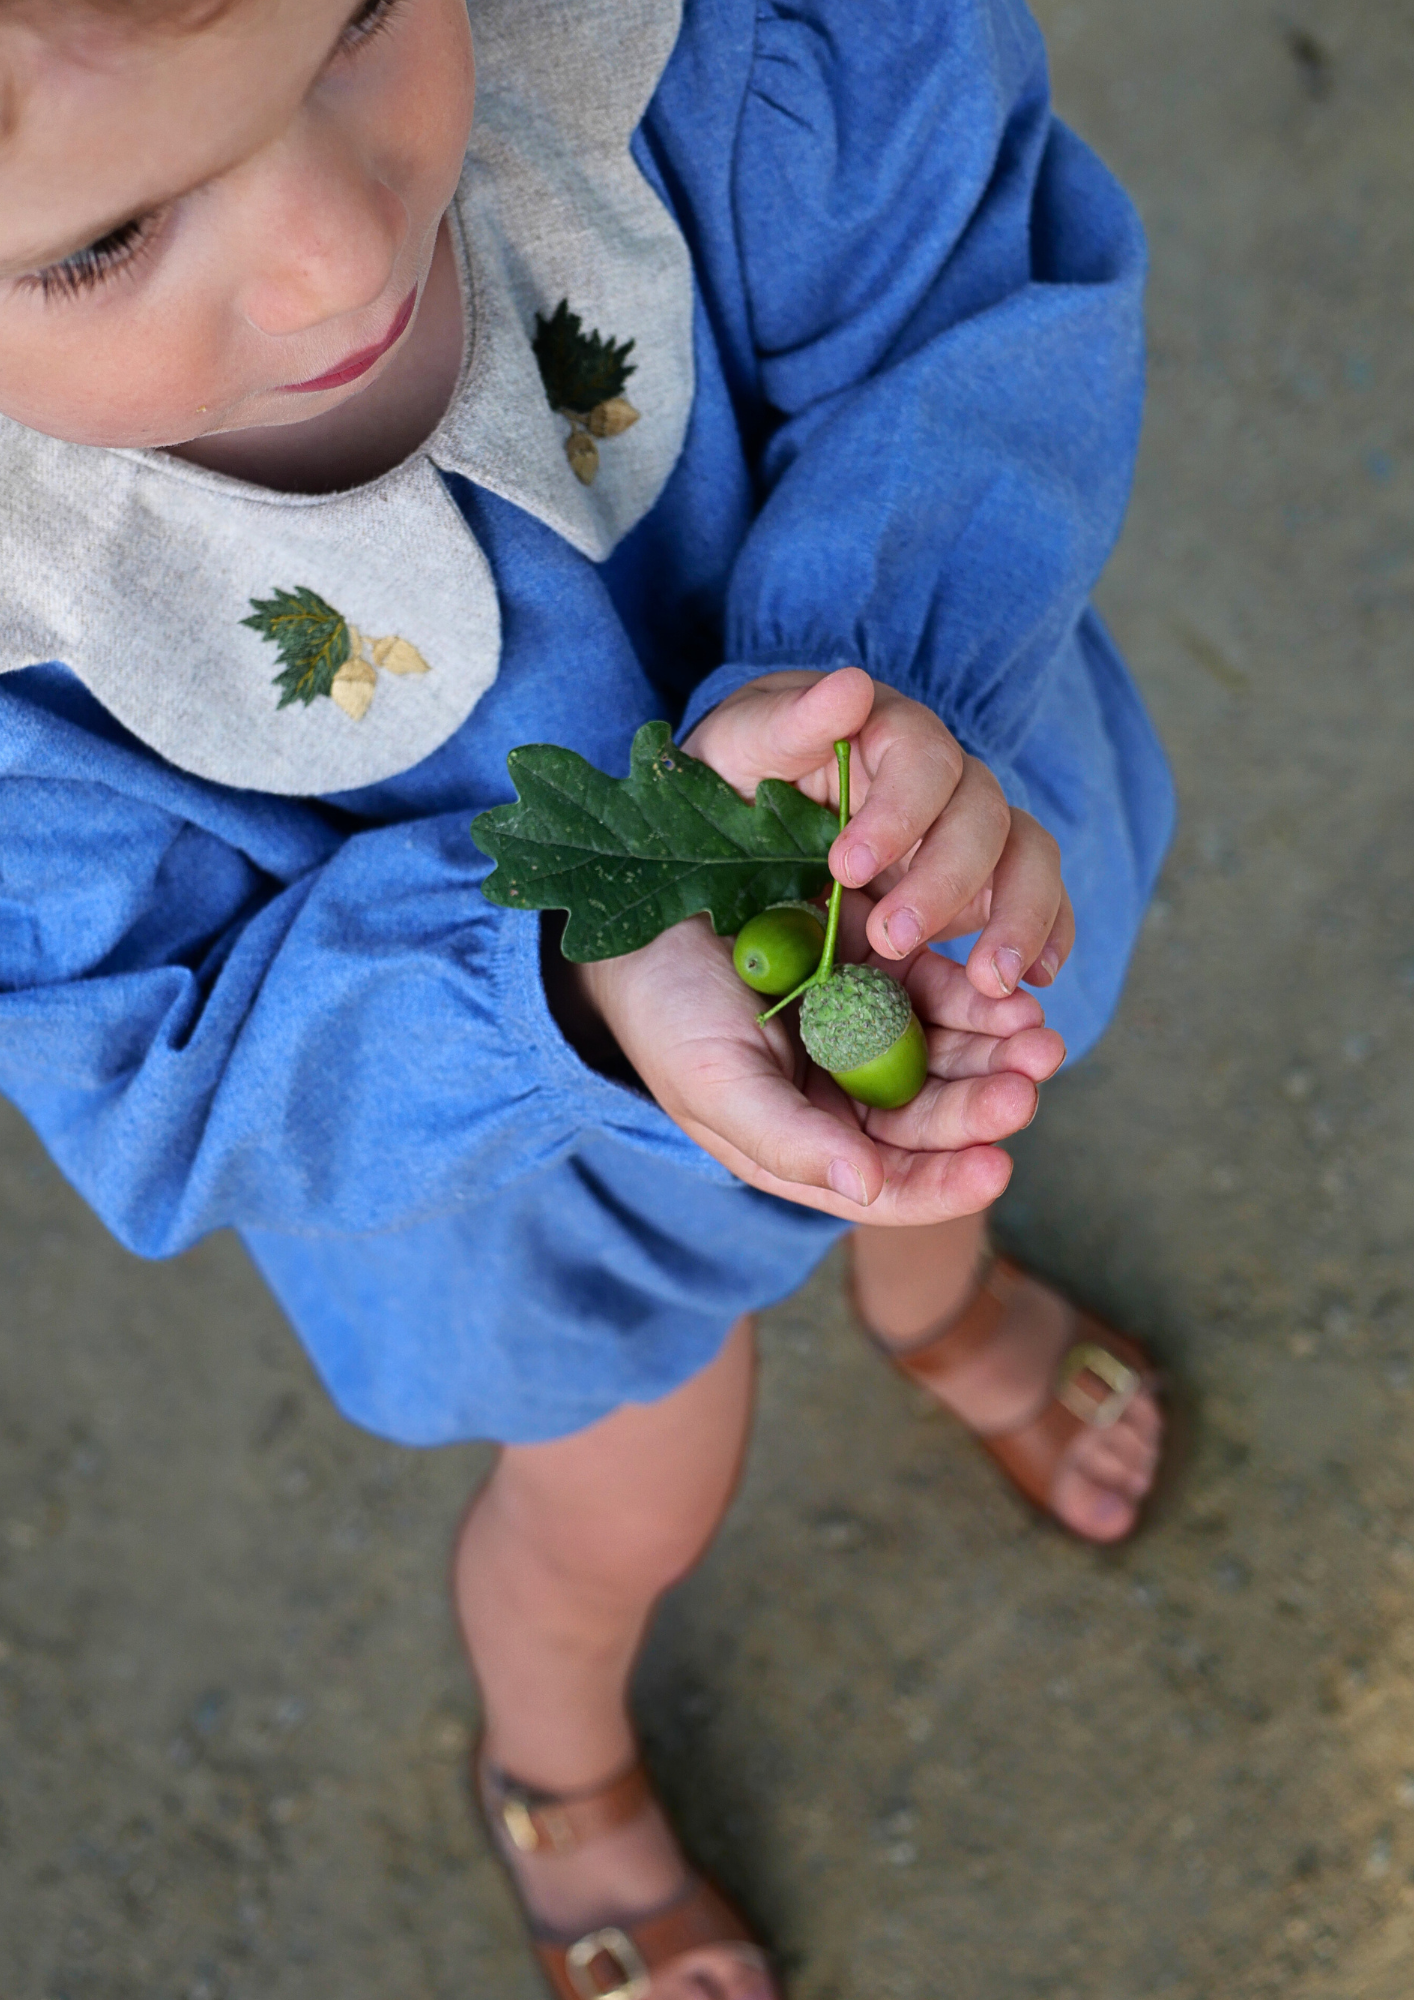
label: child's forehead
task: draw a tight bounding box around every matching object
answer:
[0,0,350,274]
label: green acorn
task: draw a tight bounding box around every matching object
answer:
[799,963,929,1109]
[752,738,929,1114]
[733,900,826,996]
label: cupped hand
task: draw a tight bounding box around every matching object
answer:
[683,666,1074,997]
[577,900,1066,1225]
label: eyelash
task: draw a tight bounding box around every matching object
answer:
[340,0,403,52]
[21,0,407,304]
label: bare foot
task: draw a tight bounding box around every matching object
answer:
[860,1259,1162,1542]
[482,1764,775,2000]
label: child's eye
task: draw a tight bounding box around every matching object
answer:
[20,213,163,304]
[337,0,405,54]
[16,0,402,305]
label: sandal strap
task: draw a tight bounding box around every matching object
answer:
[538,1878,765,2000]
[876,1251,1024,1390]
[870,1252,1157,1516]
[480,1755,653,1856]
[980,1311,1153,1508]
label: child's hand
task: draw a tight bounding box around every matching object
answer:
[683,667,1073,997]
[574,898,1065,1223]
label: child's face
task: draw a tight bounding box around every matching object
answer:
[0,0,474,448]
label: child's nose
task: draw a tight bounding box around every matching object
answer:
[231,116,406,339]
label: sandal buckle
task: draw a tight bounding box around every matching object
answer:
[1058,1342,1141,1429]
[500,1791,575,1855]
[565,1926,651,2000]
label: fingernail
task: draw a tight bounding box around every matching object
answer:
[845,844,877,886]
[1040,947,1061,982]
[883,909,921,955]
[993,947,1023,994]
[828,1159,867,1204]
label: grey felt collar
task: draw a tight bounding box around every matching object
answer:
[0,0,691,797]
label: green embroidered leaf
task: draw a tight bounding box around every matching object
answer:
[471,722,838,962]
[532,299,637,417]
[243,586,351,708]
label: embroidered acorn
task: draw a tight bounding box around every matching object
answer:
[565,429,600,486]
[371,634,430,676]
[532,300,639,488]
[733,900,826,996]
[586,397,640,439]
[244,591,434,721]
[331,653,377,721]
[798,963,929,1111]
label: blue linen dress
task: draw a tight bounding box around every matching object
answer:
[0,0,1173,1445]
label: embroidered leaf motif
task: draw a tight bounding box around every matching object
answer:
[532,299,637,415]
[243,586,351,708]
[470,722,837,962]
[243,594,433,719]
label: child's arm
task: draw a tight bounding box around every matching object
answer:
[647,0,1148,1010]
[0,676,742,1254]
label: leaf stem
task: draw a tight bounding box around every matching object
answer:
[756,738,851,1026]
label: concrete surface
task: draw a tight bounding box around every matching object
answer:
[4,2,1414,1995]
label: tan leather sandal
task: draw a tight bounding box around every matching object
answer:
[476,1752,777,2000]
[860,1250,1161,1539]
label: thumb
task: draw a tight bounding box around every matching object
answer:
[681,1055,886,1206]
[698,667,876,791]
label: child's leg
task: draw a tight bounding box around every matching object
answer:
[454,1315,765,1980]
[852,1215,1162,1540]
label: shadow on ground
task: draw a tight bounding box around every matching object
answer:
[4,2,1414,1995]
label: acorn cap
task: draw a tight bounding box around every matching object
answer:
[799,964,913,1073]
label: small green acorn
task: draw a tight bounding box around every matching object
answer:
[751,738,930,1113]
[799,963,929,1110]
[733,901,827,996]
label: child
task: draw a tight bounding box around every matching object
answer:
[0,0,1173,1992]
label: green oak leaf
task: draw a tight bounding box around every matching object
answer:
[471,722,838,962]
[243,586,351,709]
[532,299,637,416]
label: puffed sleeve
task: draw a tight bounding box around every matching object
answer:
[0,668,712,1259]
[676,0,1147,767]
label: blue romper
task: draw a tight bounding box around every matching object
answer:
[0,0,1173,1445]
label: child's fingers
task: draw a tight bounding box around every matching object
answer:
[857,758,1010,958]
[718,1126,1015,1225]
[857,1141,1016,1226]
[925,1022,1066,1083]
[903,945,1049,1037]
[679,1052,888,1206]
[961,810,1066,996]
[682,666,874,796]
[859,1067,1039,1154]
[829,719,970,895]
[1022,890,1076,988]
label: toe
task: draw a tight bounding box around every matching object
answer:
[669,1948,778,1999]
[1051,1391,1164,1542]
[1050,1467,1138,1542]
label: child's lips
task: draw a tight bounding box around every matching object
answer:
[280,288,418,394]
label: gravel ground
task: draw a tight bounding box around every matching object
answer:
[5,2,1414,1996]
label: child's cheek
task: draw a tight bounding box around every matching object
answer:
[360,0,476,219]
[0,282,233,450]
